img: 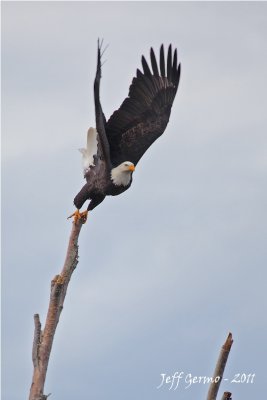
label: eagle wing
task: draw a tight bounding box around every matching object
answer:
[105,44,181,166]
[94,40,111,170]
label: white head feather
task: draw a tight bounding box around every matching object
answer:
[111,162,135,186]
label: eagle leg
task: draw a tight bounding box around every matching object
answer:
[67,209,88,224]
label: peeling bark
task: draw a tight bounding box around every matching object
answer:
[28,219,84,400]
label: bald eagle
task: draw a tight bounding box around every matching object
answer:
[69,41,181,223]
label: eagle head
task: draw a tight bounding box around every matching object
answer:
[111,161,135,186]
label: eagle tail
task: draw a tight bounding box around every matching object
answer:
[87,127,98,153]
[79,127,98,173]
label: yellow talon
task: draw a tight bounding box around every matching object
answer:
[80,210,88,224]
[67,209,88,224]
[67,209,81,223]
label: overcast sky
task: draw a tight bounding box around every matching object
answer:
[2,1,267,399]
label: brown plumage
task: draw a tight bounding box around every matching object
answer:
[106,44,180,166]
[70,40,181,221]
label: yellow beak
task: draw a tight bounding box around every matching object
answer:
[128,165,135,171]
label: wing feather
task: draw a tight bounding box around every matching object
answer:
[173,48,177,72]
[167,44,172,81]
[150,48,160,77]
[160,44,166,77]
[141,56,152,77]
[106,44,181,166]
[94,39,111,168]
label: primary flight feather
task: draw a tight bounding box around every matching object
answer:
[69,41,181,223]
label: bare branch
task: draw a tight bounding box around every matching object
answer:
[206,332,234,400]
[221,392,232,400]
[29,219,84,400]
[32,314,41,368]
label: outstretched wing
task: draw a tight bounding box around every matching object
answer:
[94,40,111,169]
[105,44,181,166]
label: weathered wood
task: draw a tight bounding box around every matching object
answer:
[29,219,84,400]
[221,392,232,400]
[206,333,233,400]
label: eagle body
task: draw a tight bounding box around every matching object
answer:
[74,156,133,211]
[71,41,181,217]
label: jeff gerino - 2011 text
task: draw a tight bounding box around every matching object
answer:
[157,372,256,390]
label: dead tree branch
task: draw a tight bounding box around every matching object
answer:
[206,332,234,400]
[28,218,84,400]
[28,214,236,400]
[221,392,232,400]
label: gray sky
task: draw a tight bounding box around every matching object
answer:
[2,1,267,399]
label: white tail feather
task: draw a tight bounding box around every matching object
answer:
[78,127,98,173]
